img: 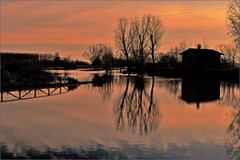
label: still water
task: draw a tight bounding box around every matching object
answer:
[0,70,239,159]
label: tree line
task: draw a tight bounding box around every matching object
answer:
[2,0,239,72]
[1,52,89,69]
[84,14,165,72]
[1,52,88,87]
[84,3,240,72]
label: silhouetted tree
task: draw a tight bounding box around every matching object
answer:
[218,44,239,68]
[84,43,113,71]
[158,53,178,67]
[157,41,188,68]
[227,0,240,47]
[92,57,102,68]
[115,18,134,70]
[167,40,188,64]
[101,49,114,72]
[147,15,164,65]
[201,39,209,49]
[115,15,164,72]
[39,54,53,62]
[54,52,60,63]
[130,16,151,71]
[83,44,103,66]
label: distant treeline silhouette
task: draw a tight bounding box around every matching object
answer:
[1,52,89,69]
[83,41,239,75]
[1,52,84,88]
[82,14,239,73]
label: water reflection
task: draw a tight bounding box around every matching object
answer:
[179,78,239,159]
[221,82,240,160]
[1,143,125,159]
[226,107,240,160]
[1,142,213,159]
[0,85,78,103]
[114,75,159,135]
[91,73,114,101]
[180,78,221,109]
[1,70,240,159]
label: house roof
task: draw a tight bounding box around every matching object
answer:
[179,48,224,56]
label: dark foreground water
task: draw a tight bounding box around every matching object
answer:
[0,70,239,159]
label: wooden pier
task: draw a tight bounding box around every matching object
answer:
[0,76,91,103]
[0,85,75,103]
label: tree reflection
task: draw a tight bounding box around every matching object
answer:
[114,75,159,135]
[158,79,181,98]
[221,82,240,160]
[226,108,240,160]
[91,73,114,101]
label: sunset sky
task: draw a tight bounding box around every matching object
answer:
[0,1,233,60]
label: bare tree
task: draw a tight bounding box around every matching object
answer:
[227,0,240,47]
[83,44,102,65]
[102,50,114,71]
[115,18,134,69]
[147,15,164,64]
[202,39,209,49]
[115,15,164,71]
[169,41,188,59]
[83,43,114,70]
[218,44,239,68]
[128,17,146,70]
[162,40,188,66]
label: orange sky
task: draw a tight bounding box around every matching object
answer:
[0,1,233,60]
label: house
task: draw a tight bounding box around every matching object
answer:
[180,44,223,69]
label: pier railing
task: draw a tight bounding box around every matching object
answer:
[0,76,78,103]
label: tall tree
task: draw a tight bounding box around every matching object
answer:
[130,17,150,70]
[115,18,133,69]
[83,43,113,70]
[218,44,239,68]
[227,0,240,47]
[115,15,164,71]
[167,40,188,63]
[147,15,164,64]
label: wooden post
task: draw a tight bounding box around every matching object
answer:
[48,88,50,95]
[19,90,21,100]
[34,89,36,98]
[1,92,3,102]
[59,86,62,94]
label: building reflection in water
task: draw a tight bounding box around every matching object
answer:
[180,77,240,159]
[180,77,221,109]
